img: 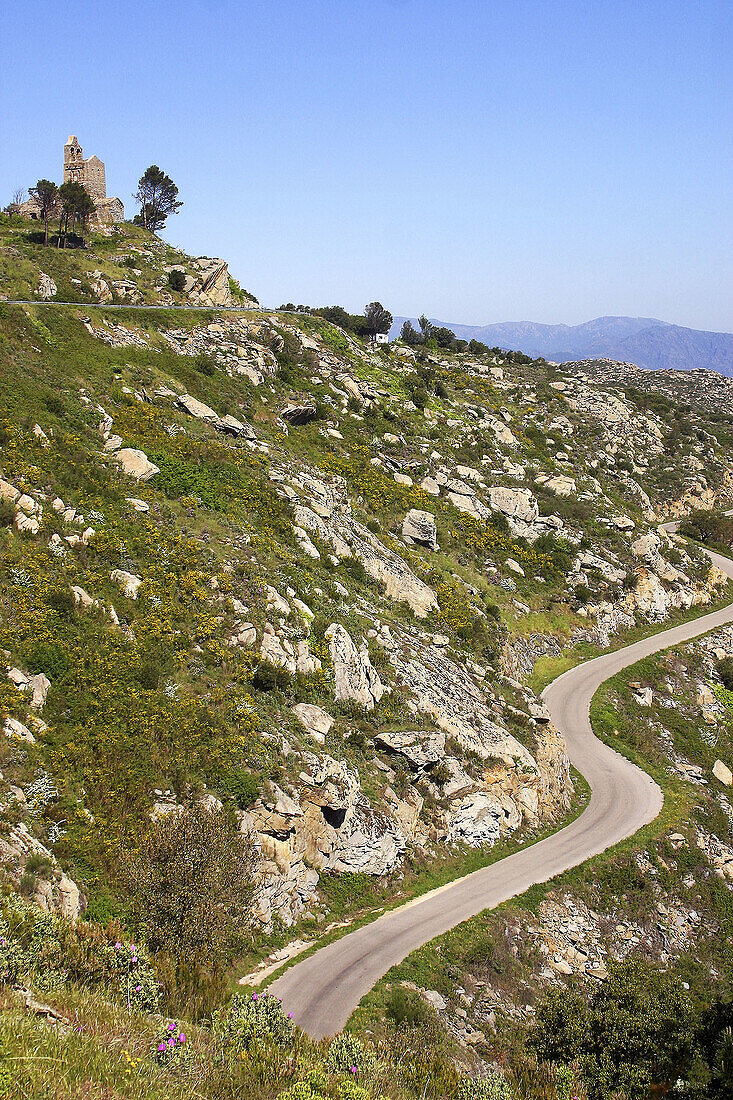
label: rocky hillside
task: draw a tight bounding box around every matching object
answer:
[2,215,733,1099]
[1,213,733,941]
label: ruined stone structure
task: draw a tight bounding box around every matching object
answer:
[16,137,124,226]
[64,136,124,225]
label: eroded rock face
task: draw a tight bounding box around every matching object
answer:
[374,729,446,770]
[388,634,535,769]
[488,487,539,529]
[37,272,57,299]
[162,318,276,384]
[284,468,438,617]
[326,624,383,709]
[260,624,321,675]
[626,565,725,621]
[246,753,406,927]
[402,509,439,551]
[0,823,82,920]
[189,257,232,306]
[446,791,507,846]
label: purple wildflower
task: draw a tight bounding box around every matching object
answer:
[158,1043,166,1052]
[178,1033,186,1044]
[168,1022,176,1031]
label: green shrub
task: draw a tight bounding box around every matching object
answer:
[25,854,53,878]
[532,957,700,1100]
[220,770,260,808]
[0,499,14,526]
[43,584,76,617]
[215,991,294,1056]
[24,639,69,681]
[253,662,293,693]
[325,1032,376,1075]
[457,1075,515,1099]
[716,657,733,692]
[0,895,161,1009]
[167,269,186,292]
[194,352,217,376]
[386,984,431,1028]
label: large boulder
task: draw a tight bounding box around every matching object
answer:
[282,404,318,426]
[292,703,334,743]
[38,273,57,300]
[115,448,159,482]
[0,478,20,503]
[402,509,438,551]
[7,667,51,709]
[486,417,517,446]
[488,486,539,530]
[631,532,661,559]
[713,759,732,786]
[176,393,220,422]
[110,569,143,599]
[326,624,383,709]
[544,474,576,497]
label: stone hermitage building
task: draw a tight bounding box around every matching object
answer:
[18,136,124,225]
[63,136,124,224]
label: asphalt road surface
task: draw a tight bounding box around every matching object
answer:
[269,542,733,1038]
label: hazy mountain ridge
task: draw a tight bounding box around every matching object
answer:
[391,314,733,375]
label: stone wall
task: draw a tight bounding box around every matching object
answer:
[82,155,106,203]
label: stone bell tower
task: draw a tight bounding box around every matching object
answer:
[64,136,85,184]
[61,135,122,223]
[63,136,107,203]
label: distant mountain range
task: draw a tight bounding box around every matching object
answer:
[389,315,733,376]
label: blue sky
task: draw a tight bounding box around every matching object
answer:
[2,0,731,330]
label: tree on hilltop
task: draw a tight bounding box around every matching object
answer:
[418,314,434,342]
[134,166,183,233]
[400,320,420,345]
[364,301,393,341]
[57,180,95,248]
[30,179,59,246]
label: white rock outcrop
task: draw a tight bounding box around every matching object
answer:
[326,624,384,709]
[110,569,143,599]
[115,448,159,482]
[402,509,439,551]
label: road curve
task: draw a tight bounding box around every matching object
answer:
[269,543,733,1038]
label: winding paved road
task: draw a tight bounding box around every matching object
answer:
[269,540,733,1038]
